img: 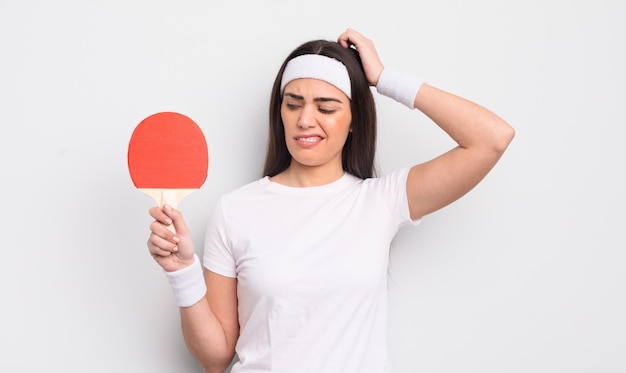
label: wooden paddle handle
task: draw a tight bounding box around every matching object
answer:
[139,188,198,233]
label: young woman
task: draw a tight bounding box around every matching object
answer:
[147,28,515,373]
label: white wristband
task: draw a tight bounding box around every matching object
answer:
[164,254,207,307]
[375,67,424,109]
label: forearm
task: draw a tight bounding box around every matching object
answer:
[163,257,238,372]
[180,299,237,373]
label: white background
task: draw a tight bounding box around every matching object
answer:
[2,0,624,371]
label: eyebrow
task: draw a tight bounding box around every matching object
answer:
[283,92,343,104]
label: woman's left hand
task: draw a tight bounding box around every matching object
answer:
[337,28,384,86]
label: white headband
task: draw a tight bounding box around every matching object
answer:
[280,54,352,99]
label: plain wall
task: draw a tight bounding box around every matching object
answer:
[2,0,624,371]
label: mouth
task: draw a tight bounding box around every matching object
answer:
[295,136,323,143]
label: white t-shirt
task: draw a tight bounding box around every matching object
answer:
[203,168,419,372]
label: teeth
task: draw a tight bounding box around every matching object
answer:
[297,137,320,143]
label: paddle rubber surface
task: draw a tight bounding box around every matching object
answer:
[128,112,208,189]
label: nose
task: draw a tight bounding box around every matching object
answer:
[297,105,316,129]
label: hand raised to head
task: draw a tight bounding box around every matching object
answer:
[337,28,384,86]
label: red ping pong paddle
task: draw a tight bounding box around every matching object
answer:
[127,112,208,231]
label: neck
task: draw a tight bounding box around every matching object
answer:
[271,162,345,187]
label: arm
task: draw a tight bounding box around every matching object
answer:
[406,84,514,219]
[148,206,239,373]
[338,29,515,220]
[180,270,239,373]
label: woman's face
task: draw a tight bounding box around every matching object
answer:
[280,78,352,172]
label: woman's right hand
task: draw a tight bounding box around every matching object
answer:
[147,204,197,272]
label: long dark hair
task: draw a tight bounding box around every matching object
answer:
[263,40,377,179]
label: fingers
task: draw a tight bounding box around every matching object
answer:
[148,204,190,235]
[146,204,196,268]
[336,28,353,48]
[147,204,180,258]
[147,233,178,257]
[337,28,384,86]
[149,205,173,227]
[148,218,179,257]
[337,28,370,50]
[162,204,191,236]
[337,28,366,48]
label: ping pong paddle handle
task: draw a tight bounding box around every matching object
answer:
[140,188,198,233]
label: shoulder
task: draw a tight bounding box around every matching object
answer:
[220,176,271,201]
[207,177,270,226]
[361,168,410,192]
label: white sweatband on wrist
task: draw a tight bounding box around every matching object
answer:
[376,67,424,109]
[164,254,207,307]
[281,54,352,99]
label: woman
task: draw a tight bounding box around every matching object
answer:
[147,29,515,373]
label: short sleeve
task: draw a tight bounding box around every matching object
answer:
[368,168,422,229]
[394,168,422,228]
[202,199,237,278]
